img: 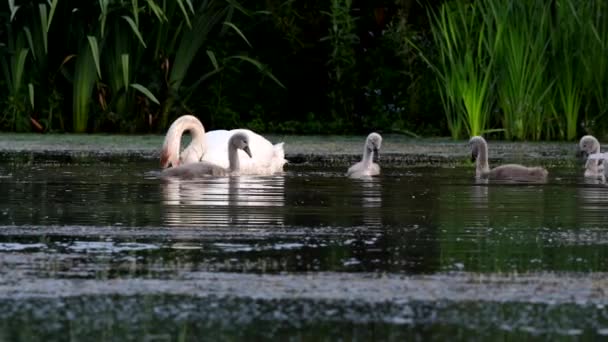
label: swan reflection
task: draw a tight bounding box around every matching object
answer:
[358,177,382,227]
[161,175,285,227]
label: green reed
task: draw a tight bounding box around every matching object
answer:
[484,0,553,141]
[416,1,499,139]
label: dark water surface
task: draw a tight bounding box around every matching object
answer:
[1,156,608,340]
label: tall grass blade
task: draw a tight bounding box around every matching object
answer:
[8,0,19,21]
[38,4,48,53]
[223,21,251,47]
[23,27,35,61]
[227,55,285,88]
[130,83,160,105]
[121,53,130,90]
[73,42,98,133]
[98,0,109,36]
[206,50,219,70]
[176,0,192,28]
[87,36,102,79]
[14,48,29,92]
[122,16,147,48]
[46,0,59,32]
[28,83,34,109]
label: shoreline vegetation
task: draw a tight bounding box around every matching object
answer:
[0,0,606,141]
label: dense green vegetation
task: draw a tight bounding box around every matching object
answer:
[415,0,608,140]
[0,0,607,140]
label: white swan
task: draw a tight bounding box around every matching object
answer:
[161,132,251,178]
[469,136,548,182]
[160,115,286,175]
[578,135,604,178]
[347,132,382,178]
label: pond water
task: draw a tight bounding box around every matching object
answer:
[1,156,608,340]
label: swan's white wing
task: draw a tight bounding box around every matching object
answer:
[202,130,232,168]
[588,152,608,160]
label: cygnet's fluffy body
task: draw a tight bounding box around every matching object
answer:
[469,136,548,182]
[578,135,604,178]
[161,132,251,179]
[347,133,382,179]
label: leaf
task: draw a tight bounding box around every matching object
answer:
[8,0,19,21]
[132,0,139,26]
[87,36,102,79]
[223,21,251,47]
[39,4,48,54]
[176,0,192,28]
[130,83,160,105]
[73,43,98,132]
[28,83,34,109]
[14,48,29,92]
[184,0,194,14]
[185,68,223,96]
[122,16,147,48]
[23,26,36,61]
[98,0,109,36]
[121,54,129,91]
[206,50,219,70]
[227,55,285,89]
[145,0,167,22]
[47,0,59,32]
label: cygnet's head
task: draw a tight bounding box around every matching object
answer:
[366,132,382,155]
[468,136,487,162]
[230,132,252,158]
[578,135,600,158]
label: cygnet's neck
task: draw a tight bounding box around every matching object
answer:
[361,144,374,168]
[228,141,240,172]
[476,141,490,175]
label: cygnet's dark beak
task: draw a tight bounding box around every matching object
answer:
[243,146,252,158]
[575,148,587,159]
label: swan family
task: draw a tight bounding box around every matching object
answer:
[159,114,599,182]
[160,115,286,178]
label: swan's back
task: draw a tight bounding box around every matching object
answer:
[487,164,548,182]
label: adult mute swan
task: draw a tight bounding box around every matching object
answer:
[469,136,548,182]
[577,135,604,178]
[160,115,286,175]
[161,132,252,178]
[347,132,382,178]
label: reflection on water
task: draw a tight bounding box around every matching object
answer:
[161,175,286,228]
[2,158,608,338]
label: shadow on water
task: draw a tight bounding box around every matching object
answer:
[2,157,608,338]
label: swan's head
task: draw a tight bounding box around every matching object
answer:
[468,136,487,162]
[578,135,600,158]
[230,132,252,158]
[366,132,382,156]
[160,143,179,168]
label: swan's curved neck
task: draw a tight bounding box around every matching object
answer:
[161,115,205,167]
[362,145,374,167]
[228,140,240,172]
[476,140,490,174]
